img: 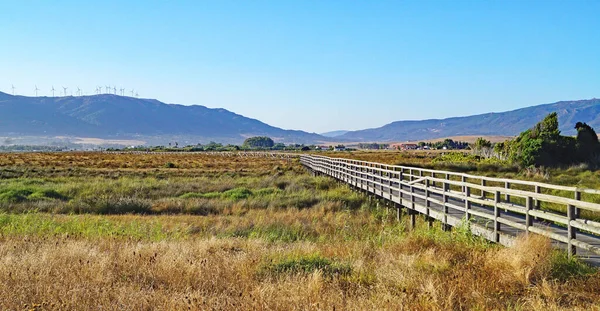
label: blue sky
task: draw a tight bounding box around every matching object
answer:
[1,1,599,133]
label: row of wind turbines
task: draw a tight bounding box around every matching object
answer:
[7,84,139,98]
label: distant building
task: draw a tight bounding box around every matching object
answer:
[334,145,346,151]
[397,143,418,151]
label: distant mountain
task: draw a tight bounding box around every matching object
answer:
[338,99,600,142]
[320,130,349,138]
[0,92,328,145]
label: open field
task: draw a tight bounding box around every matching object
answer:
[55,136,148,146]
[414,135,514,144]
[0,152,599,310]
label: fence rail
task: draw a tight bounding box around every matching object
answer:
[300,154,600,260]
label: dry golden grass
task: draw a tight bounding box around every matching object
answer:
[0,152,298,179]
[1,214,599,310]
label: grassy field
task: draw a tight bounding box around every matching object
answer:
[1,151,599,310]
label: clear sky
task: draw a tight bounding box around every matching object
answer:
[1,1,599,133]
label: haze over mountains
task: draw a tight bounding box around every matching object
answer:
[320,130,349,138]
[0,92,598,146]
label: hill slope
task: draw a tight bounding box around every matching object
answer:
[338,99,600,142]
[0,92,327,144]
[320,130,349,138]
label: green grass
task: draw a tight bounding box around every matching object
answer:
[549,251,598,281]
[0,174,366,215]
[261,254,352,277]
[180,187,253,200]
[0,213,175,240]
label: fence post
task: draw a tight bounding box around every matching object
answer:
[399,168,404,205]
[425,178,430,208]
[389,171,394,200]
[425,177,432,228]
[494,191,500,243]
[574,190,581,219]
[504,181,510,212]
[443,176,450,231]
[481,179,486,199]
[465,185,471,221]
[535,185,541,210]
[526,196,533,235]
[567,202,577,258]
[410,182,415,212]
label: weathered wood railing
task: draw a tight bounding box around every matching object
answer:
[301,154,600,259]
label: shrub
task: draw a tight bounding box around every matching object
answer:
[0,189,34,203]
[222,187,253,200]
[505,112,600,168]
[27,189,68,201]
[243,136,275,149]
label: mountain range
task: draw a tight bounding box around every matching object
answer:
[0,92,598,146]
[0,92,327,145]
[337,99,600,142]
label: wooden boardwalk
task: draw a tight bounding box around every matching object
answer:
[301,154,600,266]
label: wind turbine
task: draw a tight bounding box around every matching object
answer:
[11,84,15,95]
[130,89,134,97]
[113,86,117,94]
[77,87,81,96]
[51,86,55,97]
[105,85,110,94]
[62,86,68,96]
[135,92,139,97]
[35,85,39,96]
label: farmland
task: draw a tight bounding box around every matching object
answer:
[0,151,599,310]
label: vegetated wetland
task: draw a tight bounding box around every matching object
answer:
[1,151,600,310]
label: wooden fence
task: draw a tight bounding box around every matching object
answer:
[301,154,600,259]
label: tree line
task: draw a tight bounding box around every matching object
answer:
[417,139,470,150]
[473,112,600,168]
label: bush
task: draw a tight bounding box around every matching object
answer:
[28,189,67,201]
[505,112,600,168]
[243,136,275,149]
[0,189,33,203]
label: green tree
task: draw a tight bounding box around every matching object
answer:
[472,137,493,158]
[243,136,275,149]
[575,122,600,162]
[532,112,561,141]
[505,112,595,167]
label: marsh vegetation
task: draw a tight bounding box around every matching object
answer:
[0,152,598,310]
